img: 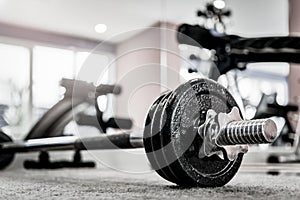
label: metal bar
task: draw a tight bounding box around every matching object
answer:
[0,133,144,154]
[1,136,78,153]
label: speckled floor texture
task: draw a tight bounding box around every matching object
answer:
[0,167,300,200]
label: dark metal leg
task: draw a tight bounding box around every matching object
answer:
[23,150,95,169]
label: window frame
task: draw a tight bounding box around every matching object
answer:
[0,34,116,121]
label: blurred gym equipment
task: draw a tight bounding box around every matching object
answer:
[3,79,132,169]
[176,2,300,169]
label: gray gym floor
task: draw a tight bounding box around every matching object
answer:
[1,151,300,199]
[1,168,300,199]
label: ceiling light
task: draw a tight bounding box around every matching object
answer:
[213,0,226,9]
[94,24,107,33]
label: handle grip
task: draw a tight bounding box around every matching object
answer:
[96,85,121,96]
[177,24,227,49]
[216,119,277,146]
[105,118,133,129]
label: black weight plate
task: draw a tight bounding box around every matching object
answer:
[150,92,180,183]
[145,78,244,187]
[0,131,14,170]
[159,90,197,186]
[169,78,243,187]
[159,90,201,185]
[144,92,175,183]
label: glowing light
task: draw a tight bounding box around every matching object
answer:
[94,24,107,33]
[213,0,226,9]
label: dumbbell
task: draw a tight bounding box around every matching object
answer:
[143,78,277,187]
[0,78,277,187]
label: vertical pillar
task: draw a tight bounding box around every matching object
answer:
[28,47,33,121]
[288,0,300,131]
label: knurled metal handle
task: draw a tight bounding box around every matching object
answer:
[216,119,277,146]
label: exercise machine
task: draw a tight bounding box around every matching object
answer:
[3,78,132,169]
[176,3,300,167]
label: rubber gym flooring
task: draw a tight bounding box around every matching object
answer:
[0,152,300,199]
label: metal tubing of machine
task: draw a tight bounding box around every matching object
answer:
[0,133,144,154]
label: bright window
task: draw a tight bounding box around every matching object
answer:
[0,43,30,105]
[75,51,110,84]
[32,46,74,108]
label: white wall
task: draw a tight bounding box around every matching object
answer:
[114,27,161,130]
[114,23,181,131]
[226,0,289,36]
